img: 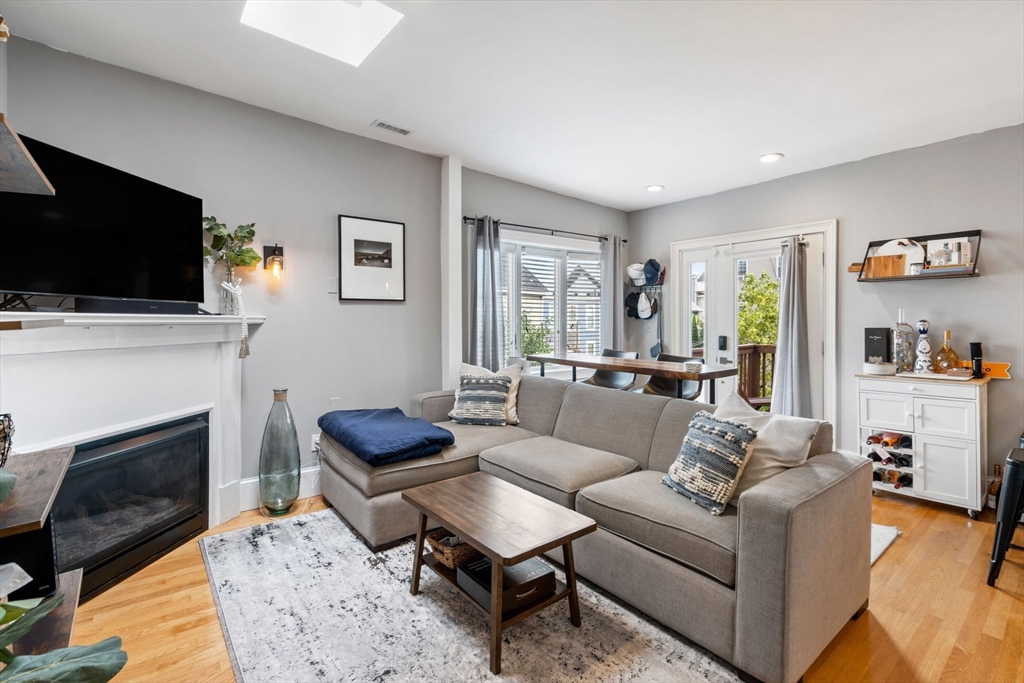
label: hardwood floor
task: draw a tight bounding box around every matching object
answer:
[73,494,1023,683]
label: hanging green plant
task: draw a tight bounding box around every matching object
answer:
[202,216,262,279]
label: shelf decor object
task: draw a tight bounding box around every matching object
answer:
[856,230,981,283]
[338,214,406,301]
[914,320,935,373]
[259,389,301,515]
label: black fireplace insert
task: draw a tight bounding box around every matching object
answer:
[52,414,209,601]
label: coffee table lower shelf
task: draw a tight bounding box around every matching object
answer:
[422,554,571,629]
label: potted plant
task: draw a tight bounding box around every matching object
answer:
[0,563,127,682]
[202,217,262,315]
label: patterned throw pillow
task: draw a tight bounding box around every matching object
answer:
[450,376,512,426]
[662,411,758,515]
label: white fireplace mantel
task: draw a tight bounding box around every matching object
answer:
[0,312,265,526]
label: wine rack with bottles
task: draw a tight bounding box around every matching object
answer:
[863,429,915,493]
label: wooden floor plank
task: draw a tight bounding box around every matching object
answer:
[69,495,1023,683]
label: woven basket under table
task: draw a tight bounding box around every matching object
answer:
[426,528,483,569]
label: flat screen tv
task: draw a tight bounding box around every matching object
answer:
[1,136,204,304]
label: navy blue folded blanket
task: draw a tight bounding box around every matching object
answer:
[317,408,455,467]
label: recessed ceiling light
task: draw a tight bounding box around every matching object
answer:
[240,0,403,67]
[646,185,664,192]
[759,153,785,163]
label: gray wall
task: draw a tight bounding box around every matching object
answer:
[627,125,1024,472]
[463,168,629,240]
[8,38,442,478]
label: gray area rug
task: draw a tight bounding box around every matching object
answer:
[870,523,900,564]
[201,509,740,683]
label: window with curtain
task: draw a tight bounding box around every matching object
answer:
[499,241,602,364]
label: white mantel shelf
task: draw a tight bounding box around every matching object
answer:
[0,311,265,327]
[0,312,265,357]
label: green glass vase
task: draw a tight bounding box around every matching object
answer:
[259,389,300,515]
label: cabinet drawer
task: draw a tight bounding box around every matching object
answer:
[858,378,977,401]
[914,397,977,441]
[859,392,915,432]
[915,435,979,509]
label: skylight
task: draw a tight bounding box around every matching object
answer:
[240,1,403,67]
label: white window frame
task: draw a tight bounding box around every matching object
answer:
[501,231,602,361]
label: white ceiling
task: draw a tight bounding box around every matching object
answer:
[4,0,1022,211]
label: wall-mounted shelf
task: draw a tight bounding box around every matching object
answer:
[856,229,981,283]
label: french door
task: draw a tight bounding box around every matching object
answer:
[673,223,832,421]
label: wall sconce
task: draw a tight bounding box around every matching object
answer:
[264,244,284,279]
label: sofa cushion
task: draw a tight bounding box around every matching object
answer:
[647,399,715,473]
[515,375,571,436]
[712,392,823,503]
[320,422,537,498]
[663,410,758,515]
[479,436,640,508]
[551,383,670,468]
[576,470,739,586]
[450,362,524,424]
[450,375,512,426]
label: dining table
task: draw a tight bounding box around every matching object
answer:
[524,353,739,403]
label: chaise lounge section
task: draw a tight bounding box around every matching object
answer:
[317,375,871,683]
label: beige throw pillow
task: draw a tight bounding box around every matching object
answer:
[449,362,523,425]
[713,391,822,504]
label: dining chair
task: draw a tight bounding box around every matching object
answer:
[638,354,703,400]
[581,349,639,390]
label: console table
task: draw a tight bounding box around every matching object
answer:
[1,447,82,654]
[526,353,738,402]
[856,374,989,518]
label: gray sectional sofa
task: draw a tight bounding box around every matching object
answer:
[318,374,871,683]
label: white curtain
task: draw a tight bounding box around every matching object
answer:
[600,235,626,351]
[771,237,811,417]
[466,216,504,371]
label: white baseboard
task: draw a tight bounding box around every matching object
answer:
[240,463,322,512]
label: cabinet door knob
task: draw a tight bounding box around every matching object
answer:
[909,386,923,392]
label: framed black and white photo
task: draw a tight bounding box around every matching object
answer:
[338,214,405,301]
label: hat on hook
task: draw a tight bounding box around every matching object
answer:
[627,263,646,286]
[637,292,653,319]
[643,259,665,286]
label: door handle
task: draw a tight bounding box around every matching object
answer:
[718,357,732,364]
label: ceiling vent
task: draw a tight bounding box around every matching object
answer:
[370,119,412,136]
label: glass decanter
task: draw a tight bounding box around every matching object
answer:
[892,308,915,373]
[935,330,961,373]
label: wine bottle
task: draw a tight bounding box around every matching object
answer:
[936,330,960,373]
[897,473,913,489]
[898,434,913,449]
[873,468,883,482]
[881,432,902,447]
[865,434,882,446]
[894,455,913,469]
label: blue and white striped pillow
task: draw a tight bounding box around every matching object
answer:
[663,411,758,515]
[450,375,512,426]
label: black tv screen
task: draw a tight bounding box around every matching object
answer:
[1,137,204,304]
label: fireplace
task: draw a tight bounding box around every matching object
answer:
[52,414,209,600]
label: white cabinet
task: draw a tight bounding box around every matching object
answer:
[857,374,989,518]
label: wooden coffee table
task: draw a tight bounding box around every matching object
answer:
[402,471,597,675]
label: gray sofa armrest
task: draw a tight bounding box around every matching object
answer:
[410,390,456,424]
[734,451,871,683]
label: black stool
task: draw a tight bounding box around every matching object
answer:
[988,448,1024,587]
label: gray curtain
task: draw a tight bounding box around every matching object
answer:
[601,235,626,351]
[466,216,504,371]
[771,237,811,417]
